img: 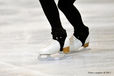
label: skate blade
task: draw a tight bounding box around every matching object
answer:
[38,54,53,61]
[83,42,89,48]
[38,53,68,61]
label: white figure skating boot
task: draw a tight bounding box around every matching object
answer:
[69,35,89,51]
[38,37,70,60]
[69,26,90,52]
[63,26,90,53]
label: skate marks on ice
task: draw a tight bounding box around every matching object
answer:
[38,53,72,61]
[37,48,90,61]
[0,61,49,76]
[38,47,91,61]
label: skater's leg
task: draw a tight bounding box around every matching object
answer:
[39,0,62,29]
[58,0,84,28]
[39,0,67,51]
[58,0,89,45]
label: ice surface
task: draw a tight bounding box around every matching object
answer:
[0,0,114,76]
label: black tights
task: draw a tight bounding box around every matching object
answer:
[39,0,89,50]
[39,0,85,29]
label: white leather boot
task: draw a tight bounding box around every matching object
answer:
[69,35,89,51]
[39,37,70,59]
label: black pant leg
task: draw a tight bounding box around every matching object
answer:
[39,0,63,29]
[58,0,89,45]
[58,0,85,29]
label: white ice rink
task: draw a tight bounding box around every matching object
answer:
[0,0,114,76]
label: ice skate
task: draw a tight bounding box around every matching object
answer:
[69,26,90,52]
[69,35,89,51]
[38,38,70,60]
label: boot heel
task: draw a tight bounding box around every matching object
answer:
[83,33,90,48]
[83,42,89,48]
[63,47,70,54]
